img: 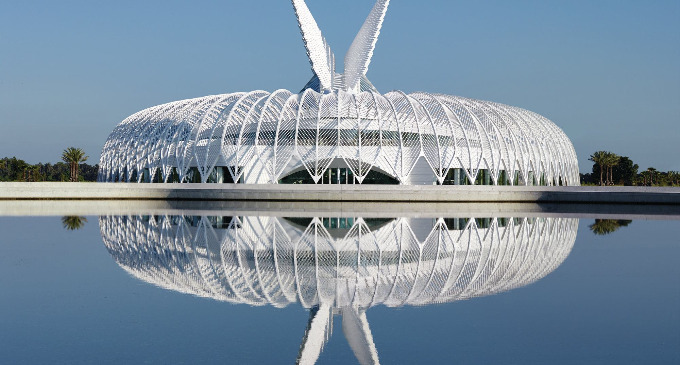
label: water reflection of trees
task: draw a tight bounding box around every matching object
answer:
[61,216,88,230]
[589,219,632,235]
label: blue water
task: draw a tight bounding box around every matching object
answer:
[0,215,678,364]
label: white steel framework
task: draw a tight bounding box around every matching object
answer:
[99,0,579,186]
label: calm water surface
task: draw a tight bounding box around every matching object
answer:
[0,213,678,364]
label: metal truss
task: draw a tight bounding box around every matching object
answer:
[99,0,579,185]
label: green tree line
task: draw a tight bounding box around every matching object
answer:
[0,148,97,182]
[581,151,679,186]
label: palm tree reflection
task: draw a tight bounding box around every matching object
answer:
[61,216,88,230]
[589,219,632,235]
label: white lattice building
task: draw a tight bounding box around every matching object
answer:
[98,0,579,186]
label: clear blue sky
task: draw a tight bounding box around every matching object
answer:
[1,0,678,172]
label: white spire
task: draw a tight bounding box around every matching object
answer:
[291,0,335,92]
[291,0,389,93]
[344,0,390,93]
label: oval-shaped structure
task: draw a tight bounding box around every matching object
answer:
[98,0,579,186]
[99,89,578,186]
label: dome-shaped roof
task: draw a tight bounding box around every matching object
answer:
[99,88,578,185]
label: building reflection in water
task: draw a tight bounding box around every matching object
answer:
[100,214,578,365]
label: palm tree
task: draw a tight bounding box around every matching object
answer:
[669,171,679,186]
[61,147,88,182]
[61,216,88,230]
[589,151,608,186]
[647,167,657,186]
[605,152,620,185]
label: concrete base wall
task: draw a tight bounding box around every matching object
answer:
[1,182,679,204]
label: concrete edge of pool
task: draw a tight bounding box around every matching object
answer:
[0,182,679,204]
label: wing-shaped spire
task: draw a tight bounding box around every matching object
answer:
[292,0,335,92]
[344,0,390,93]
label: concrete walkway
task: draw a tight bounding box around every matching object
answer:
[1,182,679,204]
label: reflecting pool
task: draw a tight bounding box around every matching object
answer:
[0,206,678,364]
